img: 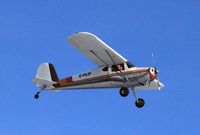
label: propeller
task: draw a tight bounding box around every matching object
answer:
[151,53,161,90]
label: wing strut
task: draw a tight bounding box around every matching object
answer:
[90,50,127,81]
[104,49,128,82]
[90,50,109,67]
[105,49,146,86]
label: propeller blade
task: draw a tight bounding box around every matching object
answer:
[151,53,161,90]
[157,76,161,90]
[152,53,156,68]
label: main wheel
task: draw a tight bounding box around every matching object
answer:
[119,87,129,97]
[135,98,145,108]
[34,94,39,99]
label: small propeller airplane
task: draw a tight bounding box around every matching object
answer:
[33,32,164,108]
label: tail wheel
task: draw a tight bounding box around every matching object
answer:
[119,87,129,97]
[34,93,39,99]
[135,98,145,108]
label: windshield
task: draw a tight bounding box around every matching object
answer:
[127,62,135,68]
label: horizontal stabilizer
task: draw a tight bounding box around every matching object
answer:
[32,78,57,86]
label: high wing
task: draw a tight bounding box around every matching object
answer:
[67,32,128,66]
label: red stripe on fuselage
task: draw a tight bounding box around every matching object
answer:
[56,68,149,87]
[65,76,73,83]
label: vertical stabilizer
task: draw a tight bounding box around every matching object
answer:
[33,63,59,88]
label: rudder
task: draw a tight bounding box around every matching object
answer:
[49,63,59,82]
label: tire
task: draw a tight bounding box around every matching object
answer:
[119,87,129,97]
[135,98,145,108]
[34,94,39,99]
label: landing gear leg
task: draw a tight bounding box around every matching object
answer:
[131,88,145,108]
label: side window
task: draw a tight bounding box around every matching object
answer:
[112,64,124,72]
[102,66,108,71]
[112,65,118,72]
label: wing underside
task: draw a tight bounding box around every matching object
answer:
[67,32,128,66]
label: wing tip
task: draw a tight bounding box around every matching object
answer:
[67,32,97,43]
[68,32,95,38]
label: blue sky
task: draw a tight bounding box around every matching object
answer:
[0,0,199,134]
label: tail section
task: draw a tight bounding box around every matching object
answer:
[33,63,59,89]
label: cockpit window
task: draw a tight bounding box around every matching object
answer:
[102,66,108,71]
[127,62,135,68]
[112,64,124,71]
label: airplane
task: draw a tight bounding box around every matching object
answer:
[32,32,164,108]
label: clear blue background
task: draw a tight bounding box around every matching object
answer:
[0,0,199,134]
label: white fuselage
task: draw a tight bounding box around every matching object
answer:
[51,66,164,91]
